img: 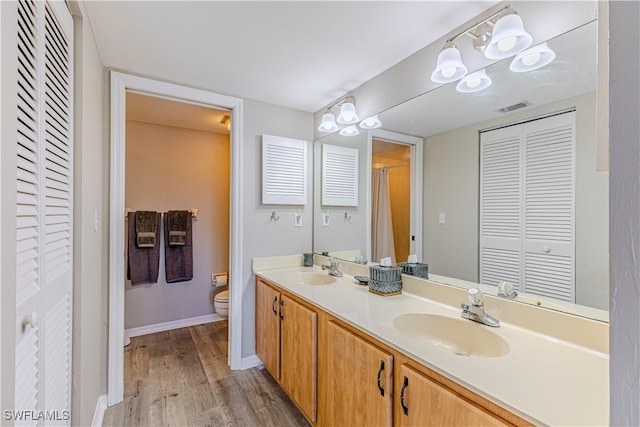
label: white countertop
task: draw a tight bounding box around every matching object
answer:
[253,261,609,426]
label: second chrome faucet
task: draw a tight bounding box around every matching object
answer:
[461,288,500,327]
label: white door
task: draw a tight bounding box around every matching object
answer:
[14,1,73,425]
[480,111,576,301]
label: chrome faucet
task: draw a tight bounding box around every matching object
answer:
[461,288,500,327]
[321,257,343,277]
[497,281,518,300]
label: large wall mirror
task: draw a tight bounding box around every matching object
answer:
[313,19,608,322]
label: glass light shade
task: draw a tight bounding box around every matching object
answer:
[456,68,492,93]
[509,42,556,72]
[336,102,360,124]
[431,45,468,83]
[359,114,382,129]
[484,13,532,60]
[339,125,360,136]
[318,112,339,132]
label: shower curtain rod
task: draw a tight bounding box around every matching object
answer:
[374,162,410,170]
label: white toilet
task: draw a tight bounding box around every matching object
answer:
[214,290,229,318]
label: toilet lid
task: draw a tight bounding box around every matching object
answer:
[215,290,229,302]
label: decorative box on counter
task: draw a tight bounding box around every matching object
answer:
[369,264,402,296]
[398,262,429,279]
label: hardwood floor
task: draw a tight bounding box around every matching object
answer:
[103,320,310,426]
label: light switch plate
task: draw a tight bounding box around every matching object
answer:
[439,213,446,224]
[294,210,302,227]
[323,211,330,227]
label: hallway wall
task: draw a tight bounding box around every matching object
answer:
[125,120,230,328]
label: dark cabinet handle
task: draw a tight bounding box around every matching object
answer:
[401,376,409,416]
[279,299,284,320]
[272,296,277,315]
[376,360,385,396]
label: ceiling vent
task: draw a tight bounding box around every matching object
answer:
[496,101,532,113]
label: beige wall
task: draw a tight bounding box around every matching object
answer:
[423,91,608,310]
[124,121,230,328]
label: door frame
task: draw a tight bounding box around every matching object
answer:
[366,129,423,263]
[108,72,244,405]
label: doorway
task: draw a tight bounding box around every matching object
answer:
[123,92,230,337]
[366,130,423,265]
[108,72,244,406]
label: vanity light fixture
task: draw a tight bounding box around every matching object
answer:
[318,95,381,136]
[431,42,468,84]
[509,42,556,72]
[456,68,492,93]
[318,111,340,132]
[484,11,532,60]
[359,114,382,129]
[430,4,533,84]
[339,125,360,137]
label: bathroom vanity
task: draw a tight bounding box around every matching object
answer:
[253,255,608,426]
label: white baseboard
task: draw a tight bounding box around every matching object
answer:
[92,394,107,427]
[240,354,262,370]
[126,313,224,338]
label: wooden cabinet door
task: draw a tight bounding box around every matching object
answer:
[255,279,281,379]
[280,295,317,422]
[398,364,508,427]
[322,320,393,427]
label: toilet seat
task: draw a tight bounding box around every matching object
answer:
[214,290,229,302]
[214,290,229,318]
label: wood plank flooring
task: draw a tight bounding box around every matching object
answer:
[103,320,310,426]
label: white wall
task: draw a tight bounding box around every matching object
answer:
[70,2,108,425]
[124,121,229,328]
[423,92,608,310]
[609,1,640,424]
[241,99,313,359]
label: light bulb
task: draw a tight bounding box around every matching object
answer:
[466,78,481,89]
[441,67,456,78]
[497,36,517,52]
[522,51,541,66]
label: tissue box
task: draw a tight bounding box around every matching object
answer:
[369,265,402,296]
[398,262,429,279]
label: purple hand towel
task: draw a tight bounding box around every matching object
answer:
[127,211,161,285]
[164,211,193,283]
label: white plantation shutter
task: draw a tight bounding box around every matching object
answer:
[262,134,307,205]
[321,144,359,207]
[480,111,575,301]
[15,1,73,424]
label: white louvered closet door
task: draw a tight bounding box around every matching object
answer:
[479,125,522,289]
[15,1,73,425]
[480,111,575,302]
[522,113,576,301]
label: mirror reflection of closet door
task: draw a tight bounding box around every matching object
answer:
[480,111,576,302]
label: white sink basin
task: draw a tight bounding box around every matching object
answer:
[288,272,337,286]
[393,313,510,358]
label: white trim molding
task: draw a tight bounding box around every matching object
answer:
[240,354,262,370]
[108,71,244,406]
[91,394,107,427]
[126,314,225,338]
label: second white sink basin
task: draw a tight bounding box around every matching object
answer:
[393,313,510,358]
[288,272,337,286]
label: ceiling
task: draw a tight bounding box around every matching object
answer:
[84,1,500,113]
